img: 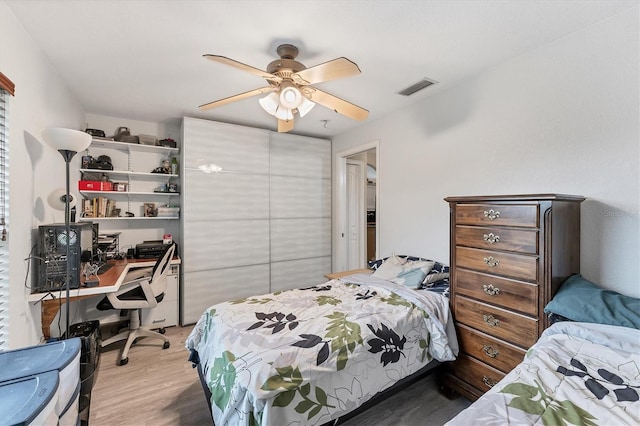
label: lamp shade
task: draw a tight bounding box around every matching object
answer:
[42,128,92,153]
[297,97,316,117]
[279,86,303,109]
[258,93,280,115]
[47,188,76,211]
[274,106,294,121]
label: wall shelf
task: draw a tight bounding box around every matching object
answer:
[80,138,181,221]
[89,139,178,155]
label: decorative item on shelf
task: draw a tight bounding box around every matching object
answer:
[86,155,113,170]
[143,203,157,217]
[151,158,172,174]
[157,205,180,218]
[42,127,92,339]
[171,157,178,175]
[112,182,127,192]
[84,128,105,138]
[158,138,177,148]
[167,183,178,193]
[138,134,157,146]
[112,126,138,144]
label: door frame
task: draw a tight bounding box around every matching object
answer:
[333,140,379,273]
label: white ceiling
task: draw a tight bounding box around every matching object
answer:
[7,0,637,138]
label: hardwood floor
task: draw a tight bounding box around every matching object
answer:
[89,325,471,425]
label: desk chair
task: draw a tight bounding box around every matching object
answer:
[97,243,175,365]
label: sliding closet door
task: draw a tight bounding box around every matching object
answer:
[181,118,332,324]
[181,118,270,324]
[269,133,331,291]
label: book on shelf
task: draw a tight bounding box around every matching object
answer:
[81,196,116,218]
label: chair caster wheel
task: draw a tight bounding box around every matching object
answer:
[119,358,129,366]
[159,328,166,334]
[163,341,170,349]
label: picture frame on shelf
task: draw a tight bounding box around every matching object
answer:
[143,203,157,217]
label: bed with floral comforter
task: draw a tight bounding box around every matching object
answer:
[186,273,457,426]
[446,321,640,426]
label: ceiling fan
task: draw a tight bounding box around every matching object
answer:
[199,44,369,133]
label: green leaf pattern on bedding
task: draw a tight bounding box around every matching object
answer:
[501,381,598,426]
[209,350,237,411]
[186,277,455,426]
[316,295,341,306]
[446,322,640,426]
[261,366,336,421]
[325,311,363,371]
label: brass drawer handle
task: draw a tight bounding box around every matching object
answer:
[482,284,500,296]
[482,376,498,388]
[483,345,499,358]
[483,314,500,327]
[483,209,500,220]
[483,256,500,267]
[483,233,500,244]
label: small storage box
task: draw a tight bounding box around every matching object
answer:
[0,371,60,426]
[79,180,113,191]
[0,338,81,417]
[138,134,158,146]
[156,206,180,218]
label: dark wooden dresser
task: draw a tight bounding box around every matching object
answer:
[442,194,584,401]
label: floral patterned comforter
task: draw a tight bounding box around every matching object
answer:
[186,274,457,426]
[446,322,640,426]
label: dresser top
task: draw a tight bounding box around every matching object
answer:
[444,193,585,203]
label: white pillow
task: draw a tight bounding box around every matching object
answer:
[372,255,435,288]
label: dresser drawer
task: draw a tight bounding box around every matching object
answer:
[455,296,538,348]
[456,246,538,282]
[455,268,538,316]
[455,226,538,254]
[455,204,539,228]
[452,354,506,393]
[456,324,526,373]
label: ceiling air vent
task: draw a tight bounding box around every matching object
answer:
[397,78,438,96]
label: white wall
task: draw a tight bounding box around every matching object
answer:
[1,0,87,347]
[333,7,639,297]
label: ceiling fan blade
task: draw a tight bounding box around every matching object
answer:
[199,86,275,111]
[204,54,281,83]
[307,87,369,121]
[278,119,294,133]
[293,57,361,85]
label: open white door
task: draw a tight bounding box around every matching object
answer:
[346,159,365,270]
[333,141,379,273]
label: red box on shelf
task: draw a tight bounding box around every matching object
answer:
[78,180,113,191]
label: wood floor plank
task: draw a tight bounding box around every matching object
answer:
[88,325,470,425]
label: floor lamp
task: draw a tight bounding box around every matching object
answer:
[42,128,92,339]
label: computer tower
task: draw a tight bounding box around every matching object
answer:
[34,223,95,293]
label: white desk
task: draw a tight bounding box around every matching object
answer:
[28,257,181,339]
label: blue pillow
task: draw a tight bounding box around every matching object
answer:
[544,275,640,329]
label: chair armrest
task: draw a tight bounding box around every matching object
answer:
[106,277,159,310]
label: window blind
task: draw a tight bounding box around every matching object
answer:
[0,72,13,351]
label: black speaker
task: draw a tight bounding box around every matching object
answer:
[34,223,95,293]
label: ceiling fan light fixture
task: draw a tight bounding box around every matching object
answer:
[274,105,294,121]
[258,92,280,115]
[279,86,303,109]
[297,96,316,117]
